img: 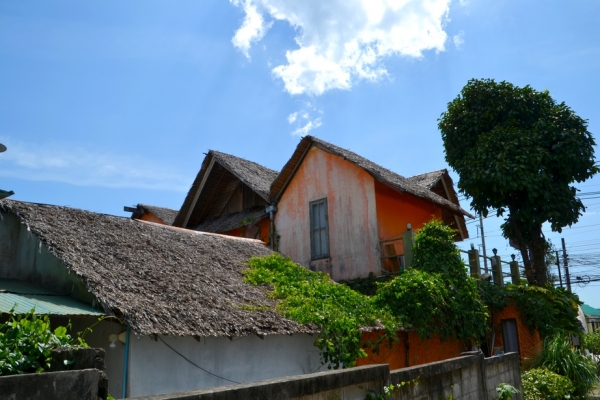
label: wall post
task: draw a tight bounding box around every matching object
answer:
[468,245,481,278]
[402,224,415,268]
[491,249,503,286]
[509,255,520,285]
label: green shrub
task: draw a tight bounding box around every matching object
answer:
[583,330,600,355]
[522,368,574,400]
[531,334,597,397]
[0,309,80,375]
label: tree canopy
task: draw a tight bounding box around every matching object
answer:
[438,78,598,286]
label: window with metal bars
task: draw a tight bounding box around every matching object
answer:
[310,198,330,260]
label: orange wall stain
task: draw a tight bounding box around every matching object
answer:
[275,146,380,281]
[140,213,167,225]
[492,301,542,360]
[221,218,270,243]
[374,180,442,247]
[356,331,462,370]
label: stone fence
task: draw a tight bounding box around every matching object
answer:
[0,347,108,400]
[130,352,521,400]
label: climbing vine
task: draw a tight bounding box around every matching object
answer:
[245,221,489,368]
[245,254,396,369]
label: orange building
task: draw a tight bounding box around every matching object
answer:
[269,136,473,281]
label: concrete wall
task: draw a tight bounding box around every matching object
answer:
[127,333,323,398]
[275,146,380,281]
[484,354,522,399]
[53,316,126,398]
[0,369,104,400]
[0,211,92,303]
[127,353,522,400]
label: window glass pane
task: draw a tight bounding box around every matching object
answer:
[312,204,320,229]
[320,227,328,255]
[314,229,321,256]
[319,203,326,229]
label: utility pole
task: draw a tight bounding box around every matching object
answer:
[556,251,563,288]
[479,214,489,273]
[562,238,571,292]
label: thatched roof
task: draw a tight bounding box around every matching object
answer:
[269,136,474,219]
[129,204,178,225]
[407,169,469,240]
[0,200,315,338]
[174,151,279,228]
[194,207,268,234]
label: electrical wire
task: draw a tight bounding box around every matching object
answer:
[157,336,241,384]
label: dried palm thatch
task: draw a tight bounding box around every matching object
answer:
[0,200,316,337]
[270,136,474,219]
[174,151,278,228]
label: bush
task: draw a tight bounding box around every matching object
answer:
[583,330,600,355]
[522,368,574,400]
[531,334,597,397]
[0,309,80,375]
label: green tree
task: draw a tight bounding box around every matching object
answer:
[438,79,598,286]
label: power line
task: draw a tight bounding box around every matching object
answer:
[157,336,240,384]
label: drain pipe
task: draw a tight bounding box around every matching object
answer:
[122,326,131,399]
[266,205,277,250]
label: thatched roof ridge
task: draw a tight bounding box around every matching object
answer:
[211,151,279,199]
[194,207,268,234]
[137,204,178,225]
[406,169,446,189]
[0,200,315,337]
[270,136,474,219]
[173,151,278,228]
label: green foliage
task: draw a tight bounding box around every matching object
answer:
[410,221,488,341]
[510,285,581,339]
[522,368,575,400]
[373,269,448,339]
[245,254,395,369]
[340,273,393,297]
[477,280,581,339]
[439,78,598,286]
[245,221,490,368]
[0,308,82,375]
[364,376,420,399]
[583,330,600,355]
[531,335,597,397]
[494,383,520,400]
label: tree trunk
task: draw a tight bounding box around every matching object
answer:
[510,219,547,286]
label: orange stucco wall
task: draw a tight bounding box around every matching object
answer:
[222,218,270,243]
[374,180,442,247]
[140,212,166,225]
[356,331,463,370]
[275,146,380,281]
[492,302,542,360]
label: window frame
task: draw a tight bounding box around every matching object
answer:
[309,198,330,260]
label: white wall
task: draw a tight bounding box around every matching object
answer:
[127,333,323,398]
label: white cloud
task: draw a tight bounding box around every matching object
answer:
[231,0,452,95]
[453,30,464,49]
[287,111,298,123]
[292,118,322,136]
[0,139,189,191]
[231,0,273,58]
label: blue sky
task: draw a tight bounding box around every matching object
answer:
[2,1,600,305]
